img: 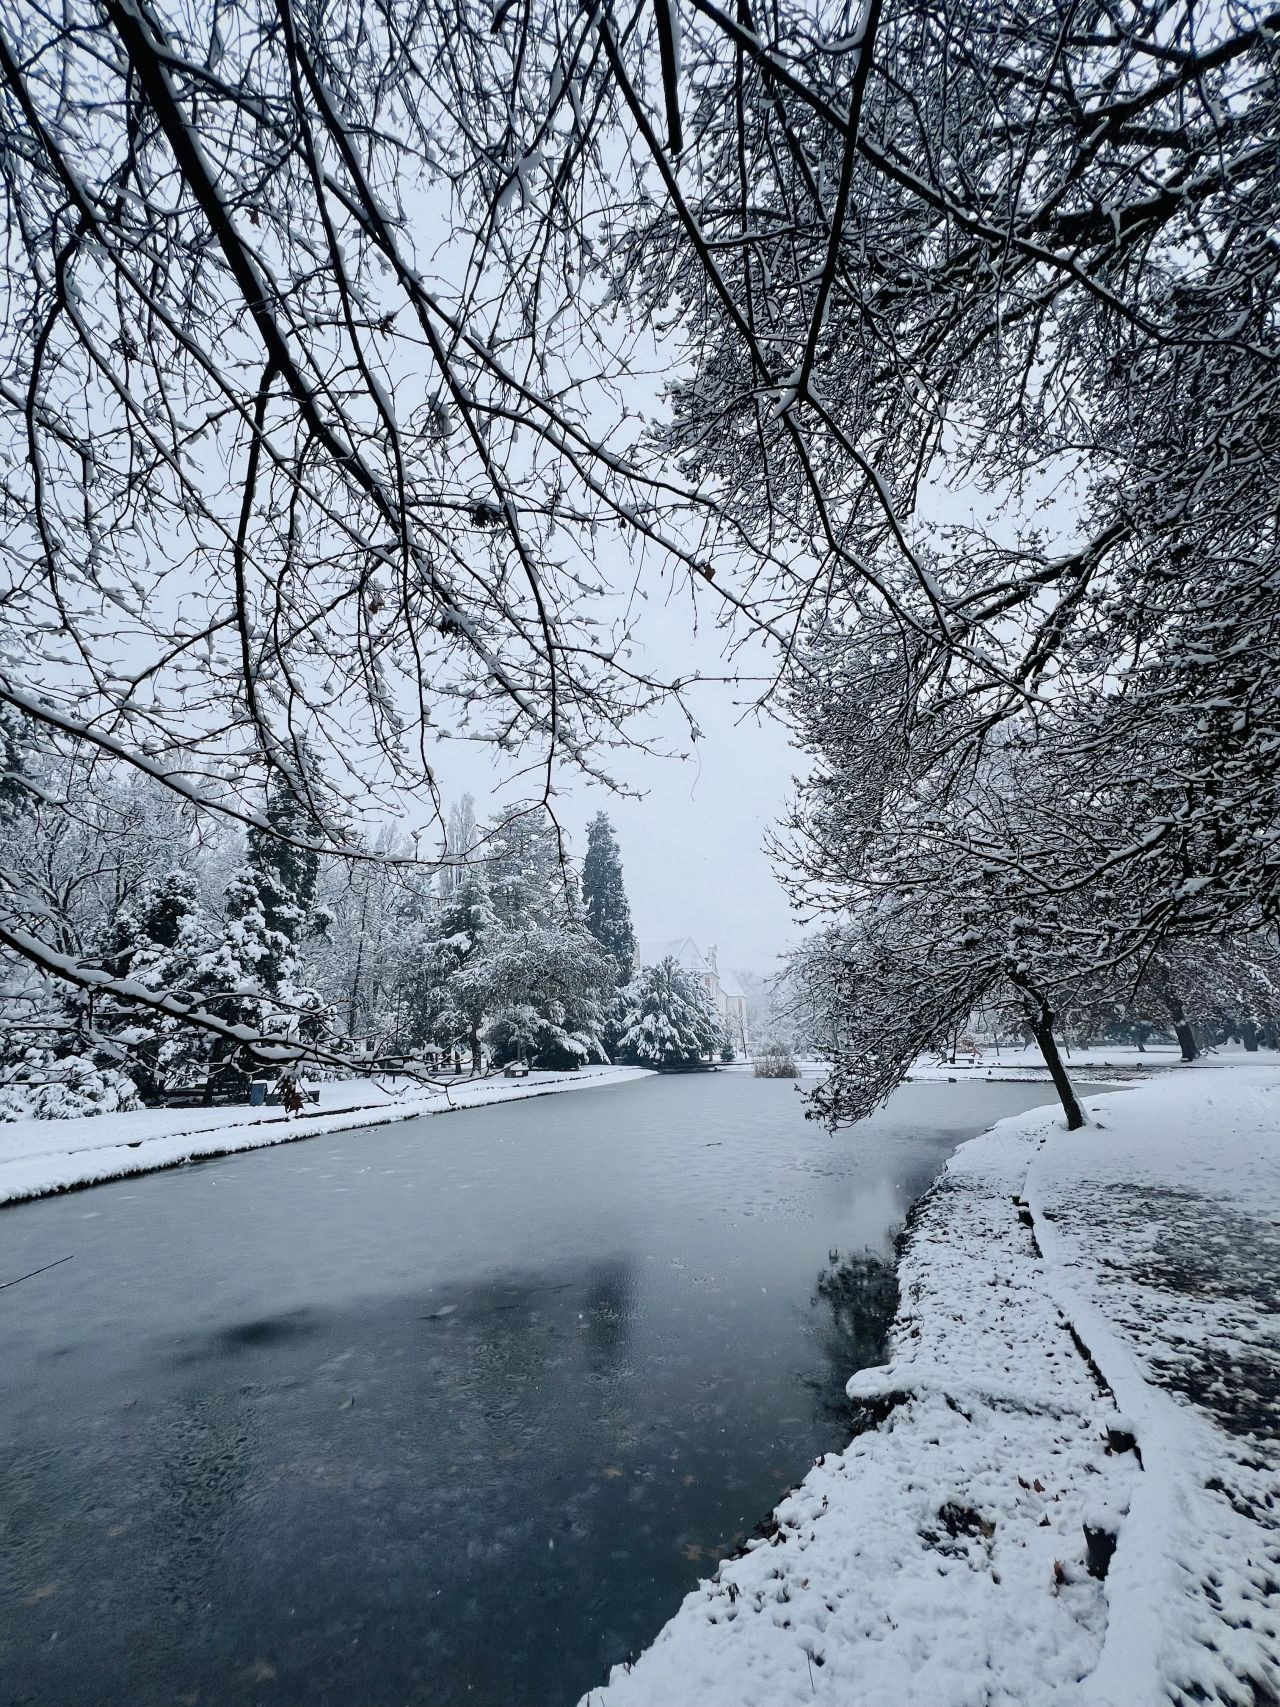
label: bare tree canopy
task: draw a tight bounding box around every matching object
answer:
[0,0,740,842]
[0,0,1277,1095]
[591,0,1280,1120]
[0,0,748,1045]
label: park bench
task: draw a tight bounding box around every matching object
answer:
[249,1081,321,1108]
[157,1083,239,1108]
[157,1082,320,1109]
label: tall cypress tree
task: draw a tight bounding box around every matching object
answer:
[245,770,320,958]
[202,768,328,1098]
[443,795,477,894]
[582,813,636,983]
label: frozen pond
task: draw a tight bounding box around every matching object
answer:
[1,1072,1076,1705]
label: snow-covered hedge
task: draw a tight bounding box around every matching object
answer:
[0,1057,141,1122]
[753,1043,797,1078]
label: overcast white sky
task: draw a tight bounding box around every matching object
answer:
[383,182,803,974]
[570,673,800,978]
[432,558,802,976]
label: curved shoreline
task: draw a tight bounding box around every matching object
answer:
[585,1067,1280,1707]
[0,1066,653,1209]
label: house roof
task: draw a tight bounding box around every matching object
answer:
[638,939,747,1002]
[639,936,708,977]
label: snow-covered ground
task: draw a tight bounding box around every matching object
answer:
[584,1066,1280,1707]
[0,1065,652,1206]
[907,1042,1280,1082]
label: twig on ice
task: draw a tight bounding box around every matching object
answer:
[0,1254,74,1291]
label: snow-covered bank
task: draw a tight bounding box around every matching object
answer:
[585,1068,1280,1707]
[0,1066,652,1207]
[906,1042,1280,1083]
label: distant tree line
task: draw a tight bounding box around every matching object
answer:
[0,738,726,1115]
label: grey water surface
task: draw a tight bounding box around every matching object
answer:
[1,1072,1074,1707]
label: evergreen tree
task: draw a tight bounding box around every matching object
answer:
[198,770,331,1098]
[484,813,569,929]
[198,869,281,1099]
[141,867,204,952]
[93,868,221,1101]
[615,957,725,1068]
[244,770,321,971]
[462,924,616,1070]
[424,865,498,1069]
[220,867,295,1000]
[582,813,636,983]
[209,769,329,1010]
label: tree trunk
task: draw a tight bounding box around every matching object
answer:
[1160,989,1199,1062]
[1027,1011,1087,1130]
[1241,1020,1259,1053]
[202,1040,248,1105]
[1008,970,1085,1129]
[469,1026,482,1074]
[346,884,369,1041]
[202,1040,227,1106]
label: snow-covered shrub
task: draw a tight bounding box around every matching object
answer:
[0,1083,33,1122]
[753,1043,797,1079]
[615,958,726,1068]
[485,1003,604,1072]
[27,1056,142,1120]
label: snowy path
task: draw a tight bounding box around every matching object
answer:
[584,1069,1280,1707]
[1026,1075,1280,1705]
[0,1066,652,1207]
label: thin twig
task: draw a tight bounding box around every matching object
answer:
[0,1254,74,1291]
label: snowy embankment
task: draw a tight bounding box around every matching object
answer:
[907,1042,1280,1083]
[586,1068,1280,1707]
[0,1065,652,1207]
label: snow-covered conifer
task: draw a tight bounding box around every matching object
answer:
[422,866,500,1069]
[458,924,615,1069]
[93,868,221,1099]
[615,957,725,1068]
[483,814,571,930]
[582,813,637,983]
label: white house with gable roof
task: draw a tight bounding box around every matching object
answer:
[638,937,750,1058]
